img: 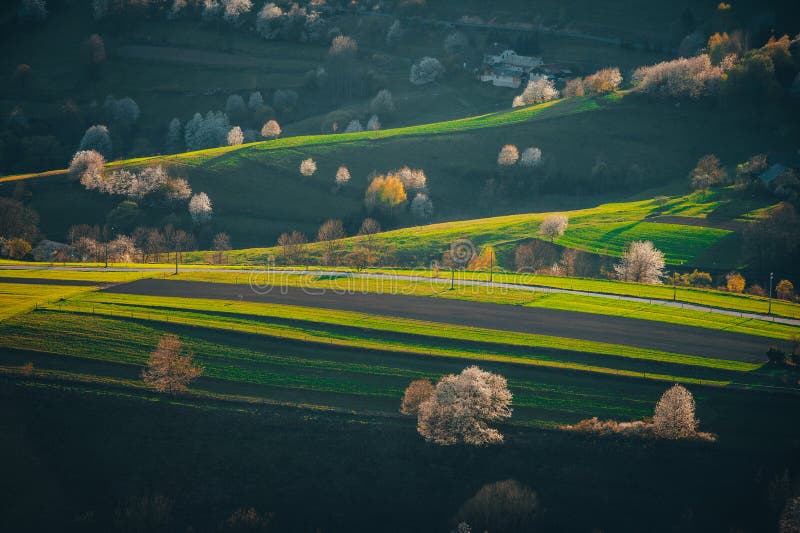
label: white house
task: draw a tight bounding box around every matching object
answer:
[484,50,543,70]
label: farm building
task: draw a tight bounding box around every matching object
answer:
[480,49,543,88]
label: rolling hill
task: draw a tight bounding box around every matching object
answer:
[3,93,799,251]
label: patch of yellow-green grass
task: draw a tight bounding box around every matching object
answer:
[0,269,156,283]
[53,291,760,375]
[0,283,98,321]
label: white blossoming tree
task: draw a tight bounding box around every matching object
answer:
[538,214,568,242]
[497,144,519,166]
[299,158,317,176]
[408,366,513,446]
[614,240,665,284]
[653,384,698,439]
[188,192,213,223]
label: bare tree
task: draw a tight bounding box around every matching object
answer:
[299,158,317,176]
[358,218,381,251]
[653,384,698,439]
[141,335,204,393]
[317,219,345,264]
[497,144,519,166]
[614,240,665,284]
[538,214,568,242]
[414,366,512,446]
[212,232,231,263]
[400,379,434,415]
[277,231,307,265]
[261,119,281,139]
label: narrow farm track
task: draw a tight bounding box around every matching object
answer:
[100,278,782,363]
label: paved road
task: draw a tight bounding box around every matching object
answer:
[103,278,782,363]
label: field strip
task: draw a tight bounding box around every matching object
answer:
[44,292,762,374]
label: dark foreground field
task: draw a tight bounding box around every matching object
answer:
[2,377,800,533]
[105,278,776,362]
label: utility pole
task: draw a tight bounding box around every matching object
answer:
[451,266,455,290]
[175,245,179,275]
[768,271,774,315]
[489,252,494,283]
[673,273,677,302]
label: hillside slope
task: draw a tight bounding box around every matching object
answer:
[3,94,799,248]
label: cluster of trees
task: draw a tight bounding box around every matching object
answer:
[400,366,513,446]
[565,384,715,441]
[0,194,42,260]
[633,34,800,101]
[275,216,389,268]
[365,166,432,220]
[562,67,623,97]
[497,145,543,168]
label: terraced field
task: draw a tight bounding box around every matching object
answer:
[2,269,799,532]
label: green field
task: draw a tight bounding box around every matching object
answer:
[186,190,763,270]
[3,93,797,250]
